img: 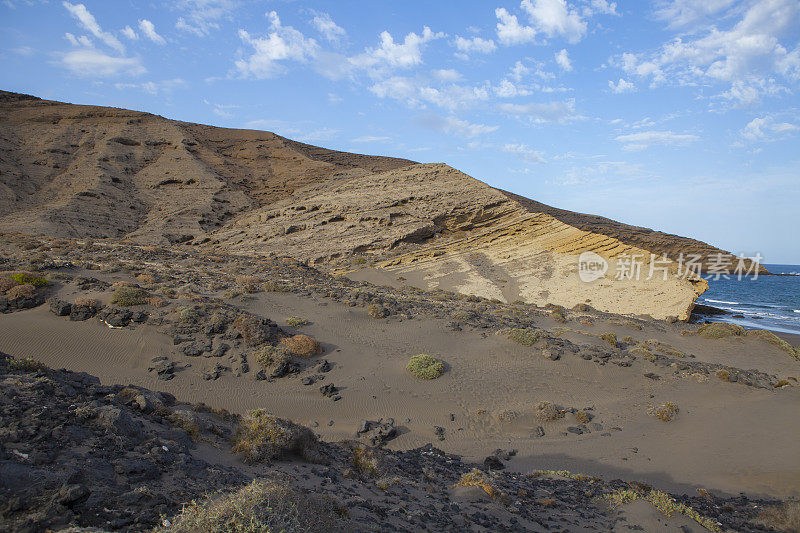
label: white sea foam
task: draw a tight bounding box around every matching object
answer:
[704,298,739,305]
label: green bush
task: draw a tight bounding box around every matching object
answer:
[286,316,309,328]
[697,322,744,339]
[507,328,542,347]
[232,410,324,463]
[9,272,49,288]
[406,354,445,379]
[110,286,149,306]
[157,479,345,532]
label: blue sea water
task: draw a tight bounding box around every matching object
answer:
[697,264,800,334]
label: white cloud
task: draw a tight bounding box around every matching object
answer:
[616,0,800,104]
[614,130,699,150]
[417,114,499,138]
[453,35,497,58]
[60,49,145,77]
[121,26,138,40]
[352,135,391,143]
[310,11,346,44]
[138,19,166,45]
[65,32,92,47]
[502,143,547,163]
[499,99,579,123]
[493,78,533,97]
[582,0,618,16]
[115,78,185,94]
[608,77,635,93]
[740,115,799,142]
[521,0,587,44]
[432,68,462,82]
[555,48,572,71]
[174,0,235,36]
[350,26,444,72]
[235,11,319,79]
[495,7,537,45]
[654,0,737,29]
[62,1,124,53]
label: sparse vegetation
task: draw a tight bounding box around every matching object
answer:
[254,345,292,368]
[406,354,445,379]
[280,334,322,358]
[367,304,388,319]
[550,305,567,323]
[600,332,617,347]
[606,488,721,531]
[156,479,343,532]
[534,401,564,422]
[755,501,800,533]
[7,356,46,372]
[236,275,262,293]
[574,410,591,424]
[263,280,290,292]
[178,306,201,324]
[454,469,508,503]
[8,272,49,287]
[507,328,542,346]
[746,329,800,360]
[630,344,656,362]
[232,410,324,463]
[697,322,745,339]
[351,444,381,478]
[233,314,271,346]
[74,296,101,309]
[286,316,309,328]
[5,283,36,299]
[110,286,150,306]
[649,402,679,422]
[715,369,731,381]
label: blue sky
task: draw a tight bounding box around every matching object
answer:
[1,0,799,263]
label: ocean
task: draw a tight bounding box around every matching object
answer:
[697,263,800,335]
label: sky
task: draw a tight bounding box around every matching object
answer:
[1,0,799,263]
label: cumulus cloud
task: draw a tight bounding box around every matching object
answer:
[115,78,185,95]
[416,114,499,138]
[65,32,92,47]
[60,48,145,77]
[138,19,166,45]
[654,0,737,29]
[453,35,497,58]
[350,26,444,71]
[235,11,319,79]
[614,130,699,150]
[369,75,491,111]
[310,11,346,44]
[502,143,547,163]
[555,48,572,71]
[62,2,124,53]
[495,7,537,45]
[740,115,799,142]
[499,99,580,123]
[608,77,635,93]
[521,0,587,44]
[615,0,800,104]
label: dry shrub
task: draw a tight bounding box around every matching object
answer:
[232,410,324,463]
[649,402,679,422]
[574,410,591,424]
[454,469,509,504]
[350,443,382,478]
[136,273,156,285]
[233,314,271,346]
[74,296,100,309]
[715,369,731,381]
[5,283,36,299]
[367,304,388,319]
[255,345,292,368]
[746,329,800,360]
[236,275,262,293]
[110,286,149,306]
[147,295,167,308]
[600,333,618,347]
[281,335,322,358]
[507,328,542,346]
[406,354,445,379]
[0,277,15,292]
[158,479,345,533]
[535,401,565,422]
[757,501,800,532]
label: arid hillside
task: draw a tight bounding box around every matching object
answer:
[0,90,758,318]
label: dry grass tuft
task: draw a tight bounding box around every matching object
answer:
[232,410,324,464]
[600,332,618,347]
[715,369,731,381]
[286,316,309,328]
[534,401,565,422]
[157,479,345,532]
[507,328,542,346]
[746,329,800,360]
[254,345,292,368]
[5,283,36,299]
[756,501,800,532]
[454,469,509,504]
